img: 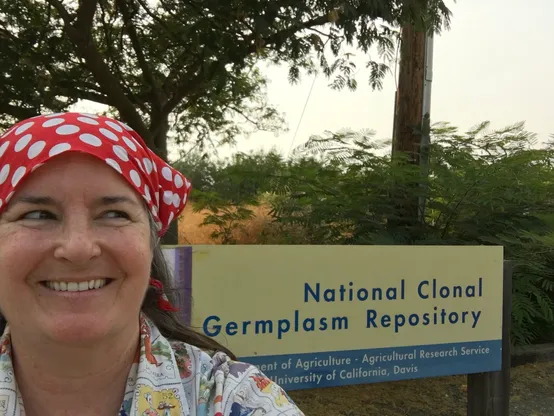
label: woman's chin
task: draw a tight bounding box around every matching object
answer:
[39,313,121,345]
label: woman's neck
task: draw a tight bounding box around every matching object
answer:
[10,321,140,416]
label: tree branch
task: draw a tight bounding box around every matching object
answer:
[247,14,333,54]
[75,0,98,32]
[116,0,164,111]
[0,103,38,121]
[48,0,156,150]
[149,57,211,138]
[157,12,336,125]
[307,27,339,39]
[135,0,181,43]
[44,0,73,23]
[97,1,149,113]
[227,105,261,128]
[56,84,112,106]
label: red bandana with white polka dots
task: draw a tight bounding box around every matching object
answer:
[0,112,191,236]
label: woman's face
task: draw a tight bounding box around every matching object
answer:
[0,152,153,345]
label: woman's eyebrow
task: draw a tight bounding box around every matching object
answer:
[9,195,56,206]
[8,195,141,207]
[99,196,141,207]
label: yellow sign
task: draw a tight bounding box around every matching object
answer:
[189,245,502,354]
[167,245,504,390]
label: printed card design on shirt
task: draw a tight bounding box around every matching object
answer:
[136,385,183,416]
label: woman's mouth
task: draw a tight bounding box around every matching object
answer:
[41,279,113,292]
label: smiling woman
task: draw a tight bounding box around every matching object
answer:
[0,113,304,416]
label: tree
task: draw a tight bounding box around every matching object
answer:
[0,0,451,160]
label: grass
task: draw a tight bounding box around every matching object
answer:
[287,361,554,416]
[178,204,274,245]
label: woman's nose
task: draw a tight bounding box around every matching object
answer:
[53,218,101,265]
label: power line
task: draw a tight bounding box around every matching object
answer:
[286,73,318,158]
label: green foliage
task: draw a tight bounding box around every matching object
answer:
[0,0,451,157]
[176,122,554,346]
[192,191,257,244]
[174,150,285,243]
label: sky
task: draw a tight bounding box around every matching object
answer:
[75,0,554,161]
[216,0,554,159]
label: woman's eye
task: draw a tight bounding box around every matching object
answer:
[21,210,56,220]
[103,210,130,220]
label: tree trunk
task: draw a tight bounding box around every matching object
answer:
[150,114,178,245]
[162,221,179,245]
[150,111,170,161]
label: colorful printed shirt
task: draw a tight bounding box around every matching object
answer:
[0,315,305,415]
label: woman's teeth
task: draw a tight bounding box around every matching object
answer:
[44,279,107,292]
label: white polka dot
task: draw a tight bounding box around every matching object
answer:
[105,158,122,173]
[183,193,187,205]
[0,199,2,209]
[49,143,71,156]
[185,179,191,189]
[99,128,118,141]
[77,116,99,125]
[151,205,159,217]
[161,166,172,181]
[119,121,133,131]
[142,158,153,174]
[32,163,44,172]
[15,121,34,135]
[0,165,10,185]
[143,185,151,201]
[79,133,102,147]
[113,145,129,162]
[153,162,157,172]
[134,158,144,172]
[27,141,46,159]
[1,128,14,139]
[131,137,141,149]
[0,141,10,158]
[130,170,141,187]
[105,121,123,132]
[56,124,80,135]
[11,166,26,187]
[14,134,32,152]
[79,113,98,118]
[172,194,181,208]
[5,191,13,202]
[168,212,174,224]
[163,190,173,205]
[155,192,160,205]
[174,174,184,188]
[123,136,137,151]
[42,118,65,127]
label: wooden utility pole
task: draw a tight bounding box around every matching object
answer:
[392,23,427,164]
[390,20,434,229]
